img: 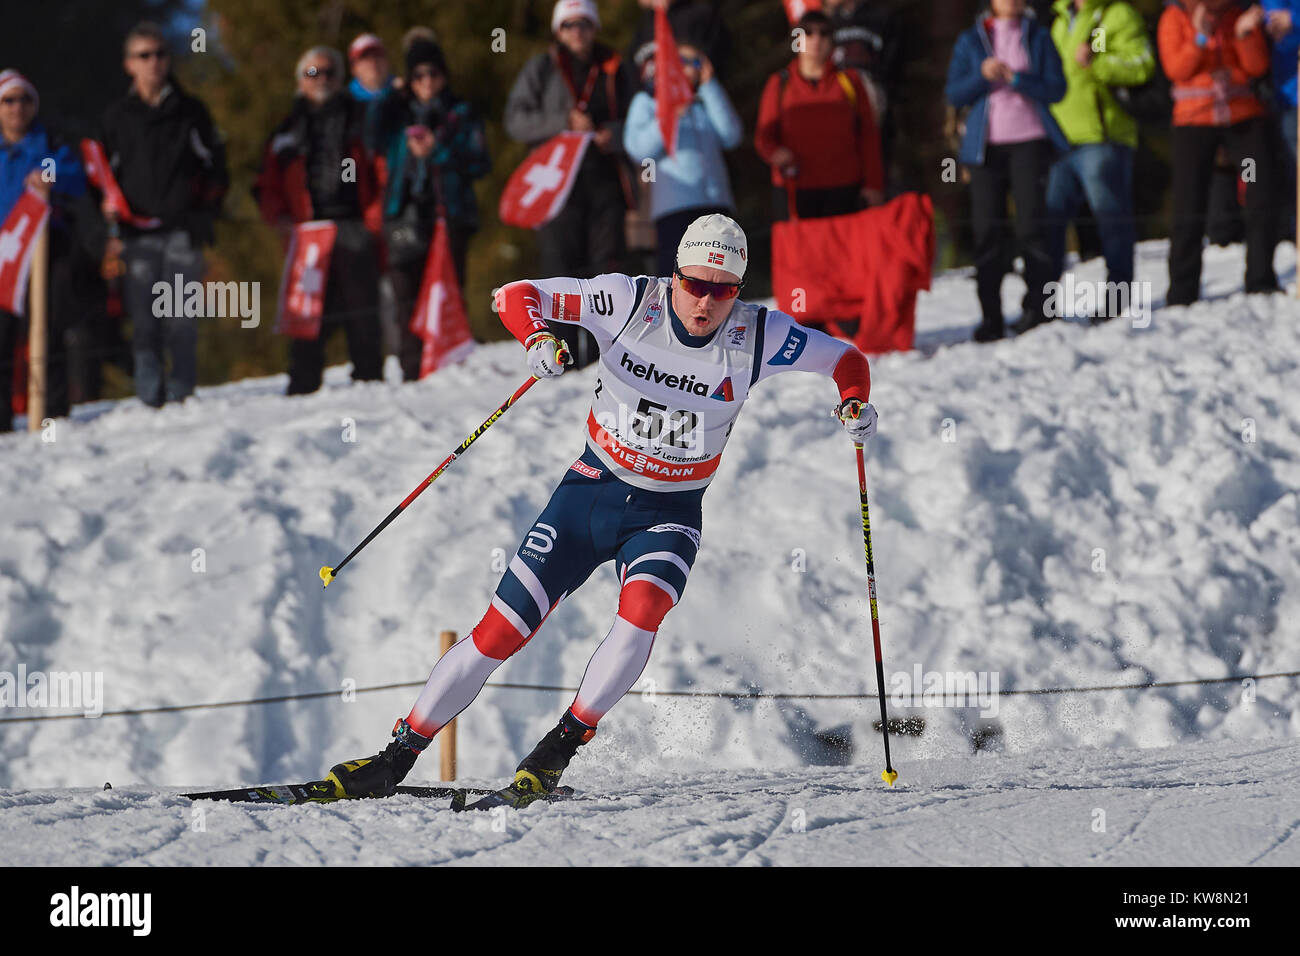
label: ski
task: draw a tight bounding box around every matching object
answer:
[450,784,576,812]
[183,781,495,806]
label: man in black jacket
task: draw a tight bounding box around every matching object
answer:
[100,21,227,408]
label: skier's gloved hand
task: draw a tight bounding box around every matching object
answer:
[835,398,878,443]
[526,331,571,379]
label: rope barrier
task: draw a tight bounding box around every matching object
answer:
[1,669,1295,723]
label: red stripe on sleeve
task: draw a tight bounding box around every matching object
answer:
[832,348,871,403]
[495,281,551,347]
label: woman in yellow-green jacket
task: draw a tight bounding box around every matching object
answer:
[1043,0,1155,315]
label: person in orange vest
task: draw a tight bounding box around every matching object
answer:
[1159,1,1280,305]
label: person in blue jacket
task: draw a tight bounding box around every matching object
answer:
[622,46,743,277]
[946,0,1068,341]
[1262,2,1300,237]
[0,69,86,431]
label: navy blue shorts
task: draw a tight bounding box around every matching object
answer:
[483,446,704,649]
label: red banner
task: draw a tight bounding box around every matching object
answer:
[0,187,50,316]
[410,217,475,378]
[79,139,162,230]
[275,220,337,340]
[771,192,934,354]
[654,9,694,157]
[498,132,593,229]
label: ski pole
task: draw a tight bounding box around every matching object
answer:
[320,375,541,588]
[856,442,899,786]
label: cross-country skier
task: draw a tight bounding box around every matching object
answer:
[326,214,877,807]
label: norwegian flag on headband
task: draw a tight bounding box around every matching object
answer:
[0,187,50,316]
[783,0,823,24]
[410,217,475,378]
[654,8,695,157]
[275,220,337,339]
[79,139,162,230]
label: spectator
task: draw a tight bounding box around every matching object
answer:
[0,70,86,432]
[367,37,490,383]
[623,46,743,277]
[1045,0,1156,319]
[824,0,903,171]
[504,0,634,366]
[626,0,732,88]
[256,46,384,395]
[1262,1,1299,238]
[348,34,395,103]
[1158,1,1279,305]
[756,9,885,224]
[945,0,1067,341]
[100,21,228,407]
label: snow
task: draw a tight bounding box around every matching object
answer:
[1,239,1298,865]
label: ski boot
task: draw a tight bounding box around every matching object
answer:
[456,711,594,810]
[326,719,433,798]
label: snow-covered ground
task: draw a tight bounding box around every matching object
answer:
[1,239,1297,865]
[2,738,1295,866]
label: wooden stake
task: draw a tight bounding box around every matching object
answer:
[439,630,457,781]
[26,218,49,432]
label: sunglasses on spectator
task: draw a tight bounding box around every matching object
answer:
[303,65,335,79]
[131,48,168,60]
[1,95,34,106]
[559,19,594,31]
[682,57,702,69]
[674,269,743,300]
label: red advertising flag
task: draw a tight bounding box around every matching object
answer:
[275,220,337,340]
[498,131,593,229]
[771,192,934,354]
[654,8,695,157]
[783,0,823,25]
[79,139,162,230]
[0,187,50,316]
[410,217,475,378]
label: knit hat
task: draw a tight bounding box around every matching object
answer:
[0,70,38,111]
[405,37,447,78]
[552,0,600,33]
[676,214,748,279]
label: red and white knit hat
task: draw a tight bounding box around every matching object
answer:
[551,0,600,33]
[0,70,38,110]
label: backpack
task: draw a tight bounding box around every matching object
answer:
[1108,5,1171,124]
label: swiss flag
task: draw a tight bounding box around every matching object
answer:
[498,132,593,230]
[275,220,337,340]
[654,8,695,157]
[79,139,161,230]
[0,187,50,316]
[410,217,475,378]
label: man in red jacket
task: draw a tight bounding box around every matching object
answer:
[755,9,884,222]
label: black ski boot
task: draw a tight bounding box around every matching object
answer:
[463,711,594,810]
[326,719,433,798]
